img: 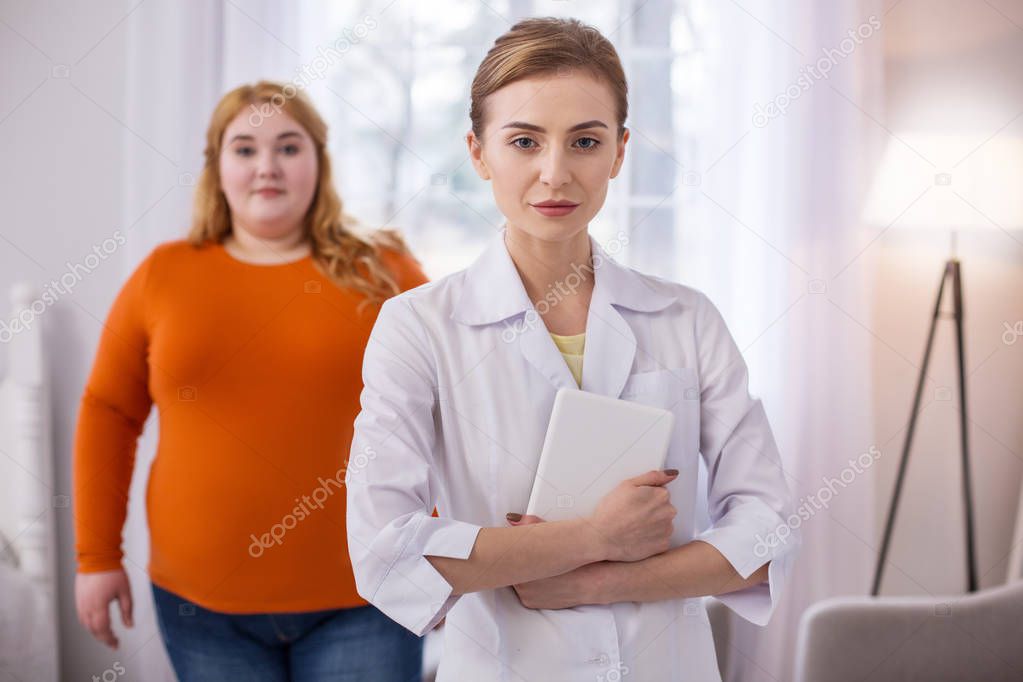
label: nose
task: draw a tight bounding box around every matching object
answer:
[256,149,282,180]
[538,147,571,189]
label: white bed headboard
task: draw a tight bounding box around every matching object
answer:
[0,282,59,680]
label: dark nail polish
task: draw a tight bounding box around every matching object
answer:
[664,469,679,476]
[506,512,522,522]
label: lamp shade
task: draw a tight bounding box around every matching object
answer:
[862,134,1023,231]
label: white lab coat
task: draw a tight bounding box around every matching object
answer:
[346,229,799,682]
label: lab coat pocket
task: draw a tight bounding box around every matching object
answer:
[620,367,698,407]
[621,367,700,472]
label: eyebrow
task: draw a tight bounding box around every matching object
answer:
[228,131,304,143]
[500,120,609,133]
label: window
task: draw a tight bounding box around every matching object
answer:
[300,0,710,279]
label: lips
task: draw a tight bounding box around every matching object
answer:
[531,200,579,208]
[255,188,284,198]
[530,200,579,217]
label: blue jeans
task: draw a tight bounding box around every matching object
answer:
[151,583,423,681]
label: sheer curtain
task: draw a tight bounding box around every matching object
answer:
[115,1,885,679]
[685,2,886,680]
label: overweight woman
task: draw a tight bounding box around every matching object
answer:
[345,17,800,682]
[74,81,426,681]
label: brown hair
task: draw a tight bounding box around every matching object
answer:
[189,80,410,306]
[469,17,628,139]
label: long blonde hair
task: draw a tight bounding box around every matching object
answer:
[189,80,410,306]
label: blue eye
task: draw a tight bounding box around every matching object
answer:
[280,144,300,155]
[574,137,600,150]
[511,137,537,150]
[235,146,255,157]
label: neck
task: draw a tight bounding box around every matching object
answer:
[503,225,595,334]
[225,224,310,264]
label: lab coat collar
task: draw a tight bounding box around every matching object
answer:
[451,228,676,398]
[450,229,533,327]
[451,228,676,327]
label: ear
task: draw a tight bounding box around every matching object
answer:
[609,128,630,179]
[466,131,491,181]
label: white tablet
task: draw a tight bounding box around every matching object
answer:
[525,388,675,521]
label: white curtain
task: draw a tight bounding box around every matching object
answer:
[683,1,886,680]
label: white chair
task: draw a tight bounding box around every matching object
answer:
[794,580,1023,682]
[0,283,59,681]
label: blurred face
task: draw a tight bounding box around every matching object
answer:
[467,71,628,244]
[219,110,318,242]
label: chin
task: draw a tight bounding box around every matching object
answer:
[519,218,589,243]
[243,217,303,239]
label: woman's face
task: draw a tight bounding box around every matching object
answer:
[468,70,628,245]
[219,109,319,242]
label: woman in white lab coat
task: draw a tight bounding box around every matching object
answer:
[345,17,799,682]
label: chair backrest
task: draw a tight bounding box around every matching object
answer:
[0,283,59,674]
[1008,484,1023,584]
[795,580,1023,682]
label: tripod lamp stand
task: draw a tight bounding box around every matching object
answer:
[861,135,1023,596]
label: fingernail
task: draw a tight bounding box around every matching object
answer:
[664,469,679,476]
[506,512,522,522]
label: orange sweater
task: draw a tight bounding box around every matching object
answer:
[73,239,427,613]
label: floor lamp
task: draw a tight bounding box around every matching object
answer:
[871,254,977,595]
[861,135,1023,596]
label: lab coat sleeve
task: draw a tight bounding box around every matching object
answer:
[692,292,800,626]
[346,297,482,637]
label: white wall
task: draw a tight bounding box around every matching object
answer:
[0,1,180,679]
[871,0,1023,595]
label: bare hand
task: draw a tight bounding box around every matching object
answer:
[75,569,133,649]
[590,469,678,562]
[512,560,609,609]
[506,514,610,609]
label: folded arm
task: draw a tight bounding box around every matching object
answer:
[425,518,604,595]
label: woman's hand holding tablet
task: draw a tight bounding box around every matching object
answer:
[589,469,679,562]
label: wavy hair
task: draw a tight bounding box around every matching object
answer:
[188,80,410,306]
